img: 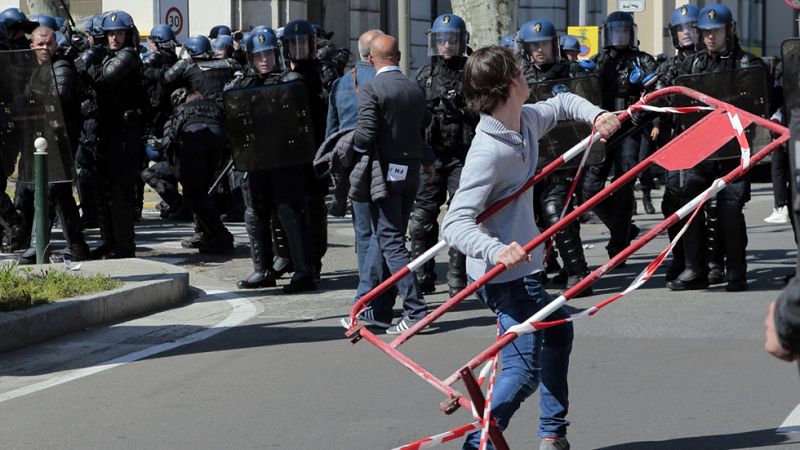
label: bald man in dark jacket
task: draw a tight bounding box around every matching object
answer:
[352,35,434,335]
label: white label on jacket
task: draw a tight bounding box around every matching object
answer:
[387,163,408,182]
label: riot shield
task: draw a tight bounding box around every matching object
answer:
[782,39,800,122]
[673,66,770,160]
[782,39,800,236]
[224,79,316,171]
[527,75,605,172]
[0,49,74,182]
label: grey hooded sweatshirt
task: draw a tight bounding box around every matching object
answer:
[442,93,604,284]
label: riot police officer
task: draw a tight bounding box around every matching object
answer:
[409,13,477,297]
[18,25,90,263]
[0,16,27,250]
[212,35,234,59]
[141,24,185,220]
[74,14,106,230]
[668,3,766,292]
[655,4,700,284]
[227,29,317,293]
[76,10,145,258]
[162,34,239,254]
[209,25,232,40]
[1,8,38,49]
[280,19,329,280]
[518,19,594,295]
[313,24,350,82]
[561,35,581,62]
[583,11,658,261]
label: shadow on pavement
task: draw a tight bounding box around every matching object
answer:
[594,428,799,450]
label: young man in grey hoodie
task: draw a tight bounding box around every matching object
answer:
[441,46,620,450]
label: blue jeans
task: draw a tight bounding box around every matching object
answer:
[369,163,427,322]
[352,200,392,303]
[463,275,573,450]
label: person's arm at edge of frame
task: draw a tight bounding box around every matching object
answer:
[766,276,800,362]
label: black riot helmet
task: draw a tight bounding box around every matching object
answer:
[602,11,637,49]
[281,19,316,61]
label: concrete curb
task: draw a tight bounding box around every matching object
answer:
[0,258,190,353]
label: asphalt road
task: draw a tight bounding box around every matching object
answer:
[1,182,799,450]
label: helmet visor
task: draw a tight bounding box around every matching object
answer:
[285,35,316,60]
[251,49,280,74]
[604,21,636,48]
[428,31,465,57]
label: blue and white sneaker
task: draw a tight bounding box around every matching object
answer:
[358,307,391,329]
[386,316,419,335]
[344,306,390,329]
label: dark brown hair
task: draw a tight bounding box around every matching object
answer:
[463,46,522,114]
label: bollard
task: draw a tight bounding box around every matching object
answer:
[34,137,48,265]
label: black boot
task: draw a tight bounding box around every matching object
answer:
[276,203,317,294]
[446,248,467,298]
[544,199,592,297]
[666,268,709,291]
[707,264,725,285]
[704,198,726,284]
[271,211,293,277]
[642,188,656,214]
[718,204,748,292]
[7,223,27,252]
[408,210,437,294]
[238,209,276,289]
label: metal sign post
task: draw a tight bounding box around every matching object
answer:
[34,137,48,265]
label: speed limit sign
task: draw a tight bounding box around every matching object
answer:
[165,7,183,35]
[158,0,189,40]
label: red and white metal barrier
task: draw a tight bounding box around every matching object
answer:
[343,86,790,449]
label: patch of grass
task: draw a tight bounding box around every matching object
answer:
[0,265,121,312]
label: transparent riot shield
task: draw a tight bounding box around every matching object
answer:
[223,79,316,171]
[527,75,605,172]
[673,66,770,160]
[0,49,74,182]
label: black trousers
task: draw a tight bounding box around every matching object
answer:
[176,124,229,242]
[95,126,142,257]
[582,130,640,256]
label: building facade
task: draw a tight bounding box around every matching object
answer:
[3,0,797,71]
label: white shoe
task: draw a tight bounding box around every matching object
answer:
[764,206,790,224]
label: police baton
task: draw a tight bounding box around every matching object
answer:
[208,158,234,196]
[58,0,76,28]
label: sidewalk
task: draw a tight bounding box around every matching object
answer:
[0,258,189,352]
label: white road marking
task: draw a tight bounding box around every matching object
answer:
[778,402,800,433]
[0,290,256,404]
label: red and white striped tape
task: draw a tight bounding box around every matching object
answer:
[478,325,502,450]
[507,178,727,336]
[393,422,480,450]
[626,104,715,115]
